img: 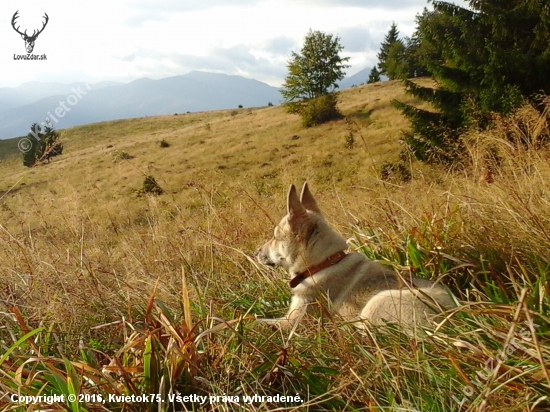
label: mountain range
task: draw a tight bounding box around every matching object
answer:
[0,69,373,140]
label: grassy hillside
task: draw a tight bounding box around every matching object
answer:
[0,80,549,411]
[0,80,416,208]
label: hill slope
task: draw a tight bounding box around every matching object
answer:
[1,80,549,411]
[0,80,415,208]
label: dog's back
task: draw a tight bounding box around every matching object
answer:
[291,251,456,328]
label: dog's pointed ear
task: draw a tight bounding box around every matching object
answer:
[300,182,321,213]
[287,184,308,225]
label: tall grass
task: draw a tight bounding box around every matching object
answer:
[1,89,550,411]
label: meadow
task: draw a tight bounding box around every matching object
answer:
[0,80,549,411]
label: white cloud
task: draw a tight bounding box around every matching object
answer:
[0,0,433,88]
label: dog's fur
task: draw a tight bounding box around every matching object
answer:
[255,183,457,331]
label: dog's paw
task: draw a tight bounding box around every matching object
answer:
[255,317,294,331]
[256,317,278,325]
[255,317,279,331]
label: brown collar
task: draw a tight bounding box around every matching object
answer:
[289,251,348,288]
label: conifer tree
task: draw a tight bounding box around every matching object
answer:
[21,120,63,167]
[377,22,400,75]
[385,40,407,80]
[367,66,381,84]
[22,123,40,167]
[393,0,550,165]
[402,36,429,78]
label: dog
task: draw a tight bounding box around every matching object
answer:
[255,183,457,332]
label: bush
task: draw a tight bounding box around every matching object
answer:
[139,175,163,196]
[289,93,342,128]
[158,139,170,148]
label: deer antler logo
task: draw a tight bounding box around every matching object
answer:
[11,11,49,54]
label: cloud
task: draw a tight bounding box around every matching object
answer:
[216,44,259,66]
[122,0,264,26]
[336,26,384,53]
[290,0,427,8]
[128,0,262,11]
[180,46,284,77]
[261,36,298,56]
[121,41,287,85]
[1,0,446,88]
[117,53,137,62]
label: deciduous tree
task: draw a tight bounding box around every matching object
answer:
[281,30,350,127]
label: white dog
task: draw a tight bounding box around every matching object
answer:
[255,183,456,331]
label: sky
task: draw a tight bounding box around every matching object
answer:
[0,0,444,88]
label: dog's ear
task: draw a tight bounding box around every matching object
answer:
[300,182,321,214]
[287,184,308,226]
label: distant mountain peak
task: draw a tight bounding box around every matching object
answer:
[0,73,282,140]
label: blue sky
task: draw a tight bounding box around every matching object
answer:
[0,0,462,88]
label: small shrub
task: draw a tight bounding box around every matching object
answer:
[158,139,170,148]
[238,105,243,109]
[268,102,273,107]
[137,175,163,196]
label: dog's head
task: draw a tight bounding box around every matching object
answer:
[255,183,348,277]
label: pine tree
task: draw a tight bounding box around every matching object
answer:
[367,66,381,84]
[377,22,400,75]
[37,120,63,163]
[393,0,550,165]
[22,123,40,167]
[281,29,350,127]
[21,120,63,167]
[385,40,407,80]
[402,36,429,78]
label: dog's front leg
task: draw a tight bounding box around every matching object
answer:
[257,296,309,330]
